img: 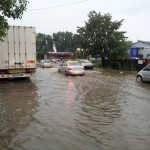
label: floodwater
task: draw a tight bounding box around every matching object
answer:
[0,65,150,150]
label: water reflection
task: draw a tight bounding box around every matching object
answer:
[0,79,37,149]
[65,79,75,104]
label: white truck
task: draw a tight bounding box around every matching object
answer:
[0,26,36,79]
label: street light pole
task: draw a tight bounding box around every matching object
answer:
[76,51,77,59]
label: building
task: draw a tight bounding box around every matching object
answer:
[129,40,150,59]
[44,52,74,61]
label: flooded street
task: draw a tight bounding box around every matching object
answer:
[0,65,150,150]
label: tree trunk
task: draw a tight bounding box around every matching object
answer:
[101,57,106,68]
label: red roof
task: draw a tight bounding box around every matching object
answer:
[45,52,73,56]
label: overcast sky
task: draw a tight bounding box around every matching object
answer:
[8,0,150,42]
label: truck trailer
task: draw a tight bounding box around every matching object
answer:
[0,26,36,79]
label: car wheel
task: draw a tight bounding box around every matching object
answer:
[136,75,143,82]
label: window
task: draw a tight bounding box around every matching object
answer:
[133,49,137,56]
[143,65,150,71]
[69,61,82,66]
[138,54,143,59]
[147,54,150,58]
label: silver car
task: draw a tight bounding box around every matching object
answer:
[58,60,85,75]
[136,64,150,82]
[79,59,93,69]
[40,59,52,68]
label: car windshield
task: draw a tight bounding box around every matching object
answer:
[82,60,90,63]
[144,65,150,71]
[69,61,82,66]
[44,60,50,63]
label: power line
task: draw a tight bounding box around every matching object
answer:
[25,4,150,24]
[27,0,90,11]
[113,5,150,14]
[19,5,150,25]
[23,18,84,25]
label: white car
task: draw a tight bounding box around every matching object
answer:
[79,59,93,69]
[39,59,52,68]
[58,60,85,76]
[136,64,150,82]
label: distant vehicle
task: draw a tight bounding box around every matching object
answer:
[39,60,44,65]
[58,60,85,75]
[51,58,58,63]
[40,59,52,68]
[136,64,150,82]
[79,59,93,69]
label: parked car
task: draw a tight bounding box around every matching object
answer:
[51,58,58,63]
[79,59,93,69]
[40,59,52,68]
[136,64,150,82]
[58,60,85,75]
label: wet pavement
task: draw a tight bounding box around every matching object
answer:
[0,64,150,150]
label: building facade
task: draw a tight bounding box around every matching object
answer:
[129,40,150,59]
[44,52,74,61]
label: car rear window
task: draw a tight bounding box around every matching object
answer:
[69,61,82,66]
[82,60,90,63]
[44,60,50,63]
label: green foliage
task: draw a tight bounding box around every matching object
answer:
[36,33,53,60]
[77,11,131,68]
[92,59,102,68]
[0,0,28,41]
[53,31,77,52]
[0,16,9,41]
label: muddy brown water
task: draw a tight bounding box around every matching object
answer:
[0,66,150,150]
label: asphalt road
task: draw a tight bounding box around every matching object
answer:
[0,64,150,150]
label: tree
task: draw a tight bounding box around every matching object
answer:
[36,33,53,60]
[77,11,130,68]
[0,0,28,41]
[53,31,76,52]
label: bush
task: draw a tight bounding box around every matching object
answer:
[92,59,102,68]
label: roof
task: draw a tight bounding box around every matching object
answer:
[130,40,150,48]
[137,40,150,45]
[132,40,150,45]
[45,52,73,56]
